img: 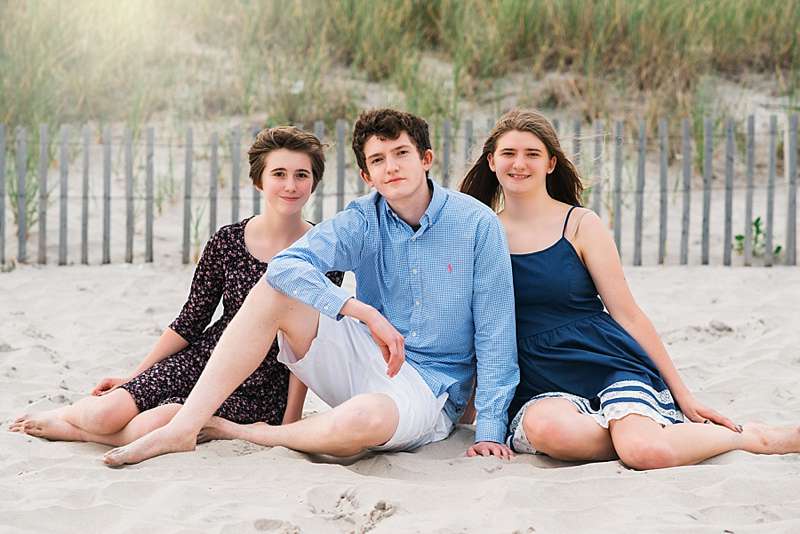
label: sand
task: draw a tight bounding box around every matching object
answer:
[1,264,800,534]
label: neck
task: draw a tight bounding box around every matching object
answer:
[386,183,432,228]
[251,207,307,241]
[501,183,554,222]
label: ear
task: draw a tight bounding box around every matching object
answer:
[254,182,263,192]
[487,152,496,172]
[421,148,434,171]
[548,155,557,174]
[359,169,373,188]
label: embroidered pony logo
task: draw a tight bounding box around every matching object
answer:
[447,263,453,273]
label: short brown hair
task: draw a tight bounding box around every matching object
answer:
[248,126,325,191]
[351,109,431,175]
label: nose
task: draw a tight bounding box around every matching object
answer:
[512,154,526,170]
[385,154,400,174]
[285,176,298,192]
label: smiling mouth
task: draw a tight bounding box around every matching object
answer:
[385,177,405,184]
[280,196,302,201]
[508,174,530,179]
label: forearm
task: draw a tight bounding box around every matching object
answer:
[282,373,308,424]
[131,327,189,376]
[339,297,380,323]
[616,312,691,399]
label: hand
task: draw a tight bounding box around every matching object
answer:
[364,311,405,378]
[91,376,129,396]
[466,441,515,460]
[678,393,742,433]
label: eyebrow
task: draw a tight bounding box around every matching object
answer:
[269,167,311,173]
[499,147,543,152]
[366,143,414,160]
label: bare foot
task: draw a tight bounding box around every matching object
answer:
[22,415,85,441]
[197,417,271,444]
[9,409,84,441]
[740,423,800,455]
[103,424,196,467]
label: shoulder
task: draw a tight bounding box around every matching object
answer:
[204,219,246,251]
[568,208,613,252]
[445,189,498,217]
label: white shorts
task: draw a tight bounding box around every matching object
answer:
[276,313,453,452]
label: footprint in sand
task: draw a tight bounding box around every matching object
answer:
[252,518,300,533]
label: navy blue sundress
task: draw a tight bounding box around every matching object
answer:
[507,206,683,453]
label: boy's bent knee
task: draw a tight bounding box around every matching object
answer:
[332,394,399,447]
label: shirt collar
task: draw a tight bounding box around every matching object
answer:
[380,178,447,227]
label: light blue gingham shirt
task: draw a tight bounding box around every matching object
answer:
[266,179,519,443]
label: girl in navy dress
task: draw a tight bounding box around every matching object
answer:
[461,109,800,469]
[11,127,343,446]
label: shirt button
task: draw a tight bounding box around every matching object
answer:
[411,331,417,337]
[411,236,416,241]
[412,268,417,275]
[415,300,420,306]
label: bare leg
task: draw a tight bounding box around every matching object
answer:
[521,398,616,461]
[14,403,182,447]
[103,282,323,466]
[609,414,800,470]
[199,393,399,457]
[10,389,140,439]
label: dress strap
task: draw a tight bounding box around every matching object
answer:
[561,206,579,237]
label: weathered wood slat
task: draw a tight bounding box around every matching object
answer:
[102,127,111,264]
[38,125,48,264]
[182,128,192,264]
[336,119,346,212]
[633,121,646,266]
[125,127,133,263]
[723,120,734,266]
[702,117,712,265]
[231,127,240,224]
[592,121,603,216]
[765,116,776,267]
[680,119,691,265]
[787,114,798,265]
[209,132,218,237]
[744,115,755,266]
[658,118,668,264]
[145,127,154,263]
[58,126,68,265]
[81,125,89,264]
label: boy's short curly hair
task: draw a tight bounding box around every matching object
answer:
[248,126,325,191]
[351,109,431,175]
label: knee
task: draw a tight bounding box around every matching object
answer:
[522,413,575,454]
[81,401,127,434]
[616,438,677,470]
[79,393,136,434]
[331,395,397,448]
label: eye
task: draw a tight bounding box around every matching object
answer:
[296,172,311,180]
[272,170,285,177]
[369,157,383,165]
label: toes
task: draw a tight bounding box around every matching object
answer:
[103,447,128,466]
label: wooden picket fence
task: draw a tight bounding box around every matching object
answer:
[0,114,797,268]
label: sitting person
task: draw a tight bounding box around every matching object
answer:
[461,109,800,469]
[11,126,342,446]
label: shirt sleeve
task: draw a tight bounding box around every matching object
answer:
[168,229,226,343]
[266,208,367,319]
[471,215,519,444]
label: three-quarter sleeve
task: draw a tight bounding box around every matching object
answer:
[168,230,226,343]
